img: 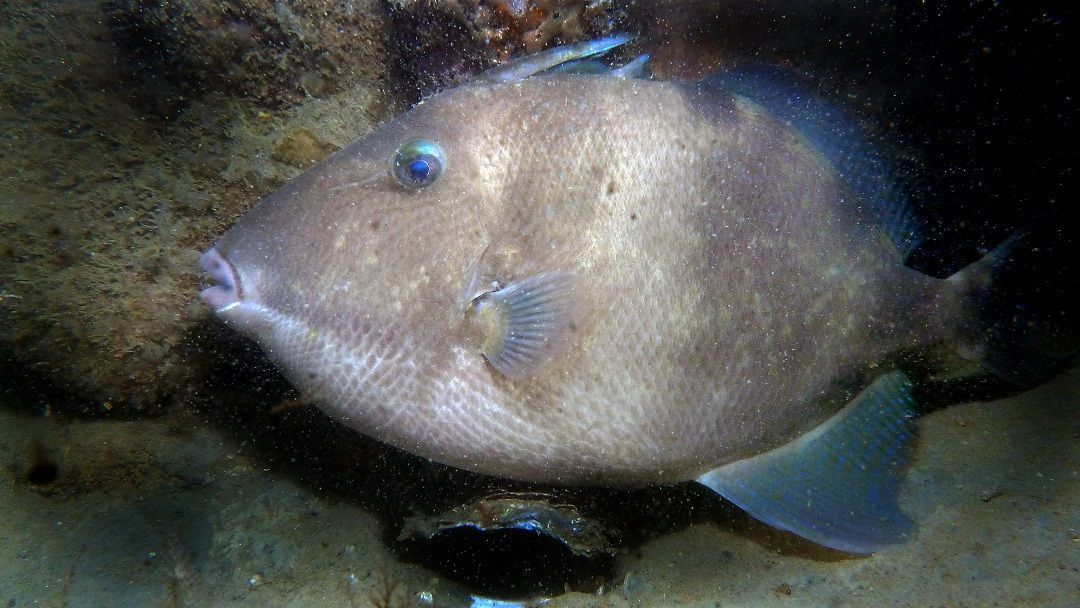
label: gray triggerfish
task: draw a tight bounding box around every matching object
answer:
[199,35,1009,554]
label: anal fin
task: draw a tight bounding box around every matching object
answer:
[697,372,918,554]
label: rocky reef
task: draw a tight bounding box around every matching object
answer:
[0,0,391,415]
[105,0,391,113]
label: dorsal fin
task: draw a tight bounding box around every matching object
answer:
[609,53,650,79]
[705,66,925,268]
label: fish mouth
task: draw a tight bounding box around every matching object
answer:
[199,247,242,312]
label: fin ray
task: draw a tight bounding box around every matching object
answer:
[470,273,578,379]
[609,54,650,79]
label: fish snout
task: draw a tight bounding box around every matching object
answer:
[199,247,242,311]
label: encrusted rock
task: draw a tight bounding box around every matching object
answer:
[388,0,630,100]
[106,0,391,111]
[272,128,338,169]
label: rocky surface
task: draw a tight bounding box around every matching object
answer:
[106,0,391,113]
[2,366,1076,606]
[0,0,388,415]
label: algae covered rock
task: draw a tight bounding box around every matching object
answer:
[0,0,390,415]
[388,0,631,100]
[105,0,391,113]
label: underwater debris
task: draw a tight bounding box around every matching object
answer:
[397,491,616,597]
[399,491,614,558]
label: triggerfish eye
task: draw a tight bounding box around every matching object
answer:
[391,138,446,190]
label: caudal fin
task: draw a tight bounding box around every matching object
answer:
[929,223,1080,406]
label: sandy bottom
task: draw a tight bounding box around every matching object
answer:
[1,369,1076,607]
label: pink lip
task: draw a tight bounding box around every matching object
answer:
[199,247,241,311]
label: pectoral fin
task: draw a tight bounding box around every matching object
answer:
[467,273,578,380]
[697,372,919,554]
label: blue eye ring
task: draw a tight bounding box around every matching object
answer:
[391,138,446,190]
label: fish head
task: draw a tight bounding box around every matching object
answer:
[198,81,593,436]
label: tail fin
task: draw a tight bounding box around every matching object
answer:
[920,224,1080,409]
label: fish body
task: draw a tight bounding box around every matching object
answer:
[200,42,970,552]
